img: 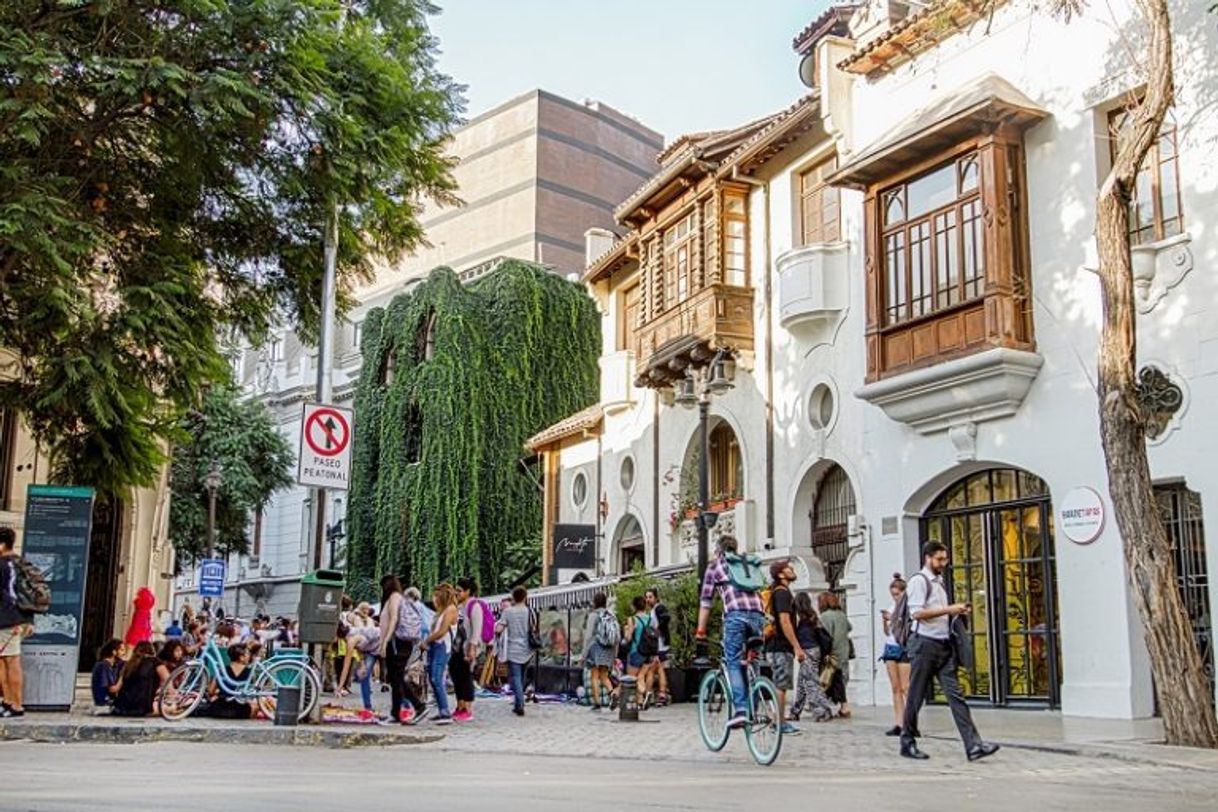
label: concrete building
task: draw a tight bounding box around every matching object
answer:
[173,90,662,617]
[530,0,1215,720]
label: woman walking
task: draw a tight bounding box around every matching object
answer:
[377,575,428,725]
[880,573,912,736]
[788,592,835,723]
[819,592,853,717]
[497,586,534,716]
[419,582,458,725]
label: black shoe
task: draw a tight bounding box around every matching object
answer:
[967,742,1000,762]
[512,706,524,717]
[900,743,930,760]
[885,725,902,736]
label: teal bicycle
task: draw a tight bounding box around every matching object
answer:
[696,636,783,765]
[158,639,321,722]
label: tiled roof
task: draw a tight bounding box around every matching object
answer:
[525,404,604,451]
[839,0,1012,76]
[791,3,861,54]
[721,93,820,170]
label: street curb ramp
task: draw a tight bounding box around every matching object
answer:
[0,720,443,749]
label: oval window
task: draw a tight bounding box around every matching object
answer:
[572,472,588,508]
[620,456,636,493]
[809,383,835,431]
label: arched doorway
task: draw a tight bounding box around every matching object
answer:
[810,464,855,592]
[921,468,1062,707]
[613,514,645,575]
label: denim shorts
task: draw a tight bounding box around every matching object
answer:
[880,642,909,663]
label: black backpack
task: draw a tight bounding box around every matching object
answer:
[635,616,660,658]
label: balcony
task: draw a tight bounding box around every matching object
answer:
[633,284,754,389]
[599,350,635,412]
[776,242,849,335]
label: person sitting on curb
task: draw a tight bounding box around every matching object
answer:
[90,638,124,715]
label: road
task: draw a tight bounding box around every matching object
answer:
[3,739,1217,811]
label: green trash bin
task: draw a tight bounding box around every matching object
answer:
[297,569,345,645]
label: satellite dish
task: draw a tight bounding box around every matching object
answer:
[798,53,817,89]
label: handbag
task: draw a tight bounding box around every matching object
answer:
[818,654,839,690]
[848,638,856,660]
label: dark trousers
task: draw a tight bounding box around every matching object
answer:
[449,647,476,703]
[385,638,424,717]
[900,635,981,752]
[508,661,526,711]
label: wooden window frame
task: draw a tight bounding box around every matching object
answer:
[799,156,842,246]
[663,212,696,305]
[617,282,641,352]
[708,422,743,503]
[721,191,749,288]
[1108,108,1184,246]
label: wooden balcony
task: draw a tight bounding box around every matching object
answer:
[632,283,754,389]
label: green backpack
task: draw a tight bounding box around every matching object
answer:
[723,552,766,593]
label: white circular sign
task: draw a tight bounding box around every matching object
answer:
[1059,486,1105,544]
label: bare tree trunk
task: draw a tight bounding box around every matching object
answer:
[1094,0,1218,748]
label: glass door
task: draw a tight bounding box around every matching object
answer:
[992,505,1060,704]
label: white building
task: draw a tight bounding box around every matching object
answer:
[530,0,1215,719]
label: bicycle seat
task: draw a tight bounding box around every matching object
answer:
[746,635,766,652]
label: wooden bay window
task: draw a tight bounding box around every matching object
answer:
[799,157,842,245]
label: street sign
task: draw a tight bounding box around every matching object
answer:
[198,558,227,597]
[21,484,96,710]
[297,402,353,490]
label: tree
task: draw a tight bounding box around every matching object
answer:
[1059,0,1218,747]
[169,384,294,564]
[0,0,461,498]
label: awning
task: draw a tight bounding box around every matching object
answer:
[829,73,1048,189]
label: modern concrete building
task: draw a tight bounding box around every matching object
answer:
[530,0,1216,720]
[173,90,662,617]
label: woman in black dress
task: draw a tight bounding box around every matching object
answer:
[112,641,159,716]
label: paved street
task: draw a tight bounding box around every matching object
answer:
[4,700,1218,810]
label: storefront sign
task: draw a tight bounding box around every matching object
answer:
[552,523,596,571]
[1059,486,1105,544]
[20,484,96,710]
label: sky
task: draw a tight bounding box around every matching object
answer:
[428,0,834,143]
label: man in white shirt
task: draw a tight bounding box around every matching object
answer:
[900,540,999,762]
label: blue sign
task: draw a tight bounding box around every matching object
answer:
[198,558,227,597]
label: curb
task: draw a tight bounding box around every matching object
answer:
[922,732,1218,772]
[0,721,443,749]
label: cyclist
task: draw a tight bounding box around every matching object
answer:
[695,535,766,729]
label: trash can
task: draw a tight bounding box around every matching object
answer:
[274,685,301,727]
[297,569,345,645]
[618,675,639,722]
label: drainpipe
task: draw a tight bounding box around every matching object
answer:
[731,167,775,547]
[866,522,878,707]
[595,432,603,577]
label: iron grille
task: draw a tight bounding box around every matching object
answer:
[1156,483,1215,705]
[811,465,856,589]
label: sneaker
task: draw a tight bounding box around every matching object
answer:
[432,714,453,726]
[452,709,473,723]
[398,708,414,724]
[885,725,902,737]
[0,706,23,718]
[726,712,747,730]
[405,707,430,726]
[780,722,801,735]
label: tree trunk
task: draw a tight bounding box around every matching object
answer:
[1094,0,1218,748]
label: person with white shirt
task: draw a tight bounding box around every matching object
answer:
[899,540,999,762]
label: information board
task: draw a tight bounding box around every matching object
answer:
[20,484,95,710]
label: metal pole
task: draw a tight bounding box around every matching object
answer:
[311,201,339,572]
[206,485,217,560]
[697,397,710,581]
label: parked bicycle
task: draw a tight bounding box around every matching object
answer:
[158,638,321,721]
[696,636,783,765]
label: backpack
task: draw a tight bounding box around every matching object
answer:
[760,584,787,642]
[594,608,621,649]
[14,557,51,614]
[634,615,660,658]
[891,573,931,647]
[395,598,423,641]
[470,598,496,645]
[723,552,766,593]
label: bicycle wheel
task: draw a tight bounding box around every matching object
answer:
[254,660,321,721]
[745,677,783,766]
[159,661,207,721]
[697,669,731,752]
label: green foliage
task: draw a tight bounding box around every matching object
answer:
[169,384,294,564]
[346,261,599,596]
[0,0,461,498]
[613,572,721,668]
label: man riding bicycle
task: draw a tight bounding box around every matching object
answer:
[696,535,766,730]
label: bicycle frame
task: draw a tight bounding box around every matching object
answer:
[191,639,312,700]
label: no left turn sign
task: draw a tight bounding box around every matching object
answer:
[298,403,353,490]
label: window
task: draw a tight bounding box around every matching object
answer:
[1109,109,1183,245]
[722,192,748,287]
[268,337,283,363]
[808,383,835,431]
[880,152,984,325]
[1155,483,1214,706]
[572,471,588,508]
[0,409,14,511]
[799,157,841,245]
[618,283,641,351]
[708,422,743,502]
[664,214,695,303]
[412,309,437,363]
[352,320,363,349]
[404,403,423,465]
[620,456,636,493]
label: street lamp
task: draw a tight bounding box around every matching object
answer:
[676,349,734,581]
[204,458,222,560]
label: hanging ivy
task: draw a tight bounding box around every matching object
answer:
[347,261,599,597]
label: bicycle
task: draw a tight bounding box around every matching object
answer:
[696,636,783,766]
[158,638,322,722]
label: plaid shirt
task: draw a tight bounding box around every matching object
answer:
[700,555,764,614]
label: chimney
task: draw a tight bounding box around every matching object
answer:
[585,228,616,267]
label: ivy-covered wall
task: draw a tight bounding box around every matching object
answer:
[346,260,600,596]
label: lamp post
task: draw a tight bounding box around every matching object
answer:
[674,349,734,580]
[204,458,222,560]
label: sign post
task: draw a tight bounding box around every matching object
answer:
[20,484,96,711]
[297,403,353,491]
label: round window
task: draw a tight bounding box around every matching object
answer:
[809,383,835,430]
[572,472,588,508]
[620,456,636,492]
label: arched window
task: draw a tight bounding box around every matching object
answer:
[708,422,742,503]
[810,464,856,590]
[412,309,437,363]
